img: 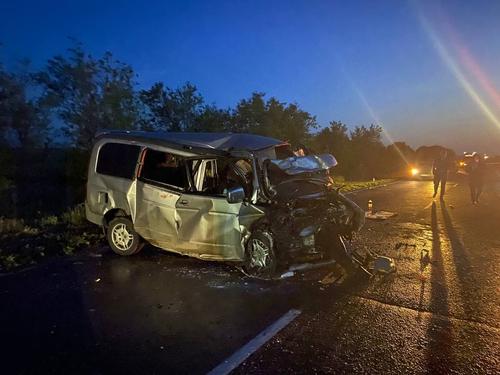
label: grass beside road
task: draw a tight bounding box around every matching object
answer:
[0,204,104,272]
[332,178,396,193]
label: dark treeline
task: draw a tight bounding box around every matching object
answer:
[0,44,450,218]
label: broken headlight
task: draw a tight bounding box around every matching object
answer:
[299,225,317,247]
[299,225,318,237]
[302,234,315,247]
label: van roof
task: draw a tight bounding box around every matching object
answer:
[95,130,288,153]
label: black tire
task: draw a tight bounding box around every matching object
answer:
[243,230,277,278]
[106,217,143,256]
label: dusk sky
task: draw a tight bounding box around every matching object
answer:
[1,0,499,153]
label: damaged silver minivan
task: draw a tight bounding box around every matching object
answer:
[86,131,366,277]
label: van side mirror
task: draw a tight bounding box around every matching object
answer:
[226,186,245,204]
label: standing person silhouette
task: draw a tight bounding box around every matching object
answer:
[432,150,450,199]
[466,153,485,205]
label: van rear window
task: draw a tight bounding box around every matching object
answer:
[96,143,141,179]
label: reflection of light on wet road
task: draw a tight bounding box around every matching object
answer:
[424,200,477,320]
[425,201,456,371]
[422,183,460,210]
[423,201,434,210]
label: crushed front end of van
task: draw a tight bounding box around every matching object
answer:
[239,153,367,278]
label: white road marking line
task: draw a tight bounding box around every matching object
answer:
[207,309,301,375]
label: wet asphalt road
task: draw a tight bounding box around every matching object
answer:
[1,179,499,374]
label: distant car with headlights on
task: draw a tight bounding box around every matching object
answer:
[407,164,433,180]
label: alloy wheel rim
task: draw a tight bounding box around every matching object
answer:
[111,223,134,251]
[250,238,270,269]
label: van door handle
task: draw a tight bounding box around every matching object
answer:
[98,192,109,204]
[179,199,189,205]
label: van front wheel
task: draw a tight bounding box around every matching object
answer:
[107,217,143,256]
[243,230,277,278]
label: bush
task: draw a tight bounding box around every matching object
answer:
[0,176,12,192]
[60,203,87,226]
[0,203,102,272]
[0,217,26,233]
[39,215,58,227]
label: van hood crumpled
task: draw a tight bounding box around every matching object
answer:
[263,154,338,202]
[268,154,337,175]
[262,153,365,234]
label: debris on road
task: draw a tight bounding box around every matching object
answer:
[280,271,295,279]
[372,256,396,274]
[365,210,398,220]
[318,272,341,285]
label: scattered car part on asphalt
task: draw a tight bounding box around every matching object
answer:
[279,271,295,279]
[318,271,343,285]
[365,210,398,220]
[372,256,396,274]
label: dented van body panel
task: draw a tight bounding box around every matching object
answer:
[86,132,272,261]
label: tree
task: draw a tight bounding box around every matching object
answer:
[0,61,50,148]
[349,124,385,179]
[386,142,416,174]
[139,82,204,132]
[230,92,266,133]
[232,92,316,145]
[192,105,232,132]
[416,145,455,163]
[0,64,12,144]
[37,44,139,149]
[312,121,350,165]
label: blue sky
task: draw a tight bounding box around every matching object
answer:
[1,0,499,153]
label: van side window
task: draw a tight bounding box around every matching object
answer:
[201,160,219,194]
[191,158,253,197]
[219,159,253,197]
[140,149,188,190]
[96,143,141,179]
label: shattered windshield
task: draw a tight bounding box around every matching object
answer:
[269,154,337,175]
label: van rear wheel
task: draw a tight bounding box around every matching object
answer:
[107,217,143,256]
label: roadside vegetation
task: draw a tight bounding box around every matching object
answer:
[333,178,395,192]
[0,204,103,272]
